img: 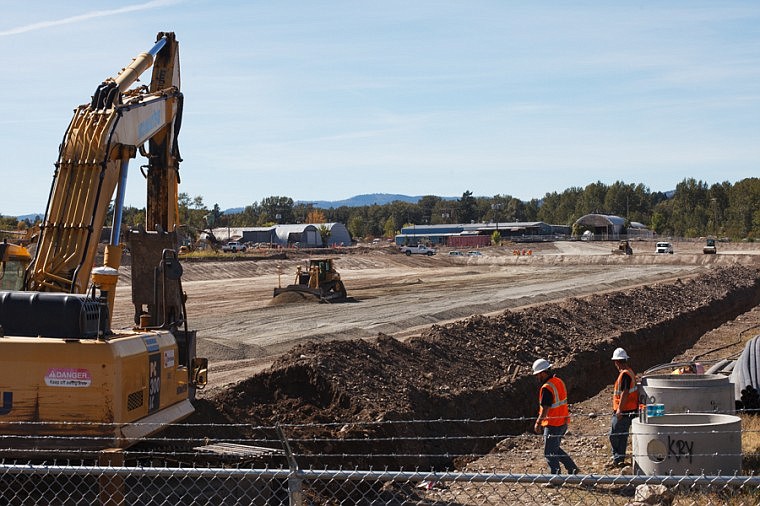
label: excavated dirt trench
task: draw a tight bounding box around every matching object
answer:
[186,265,760,470]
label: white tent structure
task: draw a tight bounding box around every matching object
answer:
[574,214,627,240]
[212,223,352,248]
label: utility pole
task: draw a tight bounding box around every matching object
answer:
[492,203,502,232]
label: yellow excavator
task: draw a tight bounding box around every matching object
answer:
[0,32,207,454]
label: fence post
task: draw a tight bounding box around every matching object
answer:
[276,423,304,506]
[98,448,124,506]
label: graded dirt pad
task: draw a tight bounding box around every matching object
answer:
[111,241,760,473]
[109,240,760,392]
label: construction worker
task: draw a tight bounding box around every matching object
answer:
[532,358,579,475]
[610,347,638,467]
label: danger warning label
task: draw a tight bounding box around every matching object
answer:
[45,368,92,388]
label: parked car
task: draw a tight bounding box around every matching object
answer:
[467,251,483,256]
[655,242,673,254]
[449,251,464,256]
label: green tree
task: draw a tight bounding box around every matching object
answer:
[576,181,607,216]
[486,195,509,223]
[364,204,386,237]
[227,202,261,227]
[707,182,730,237]
[456,190,477,223]
[670,178,709,237]
[121,206,146,228]
[324,205,353,226]
[383,216,396,238]
[210,203,224,228]
[538,187,582,225]
[430,200,454,224]
[318,224,331,245]
[650,211,666,235]
[178,192,192,225]
[725,178,760,239]
[177,192,208,231]
[386,201,417,230]
[604,181,635,218]
[505,197,526,222]
[0,214,17,231]
[260,196,294,224]
[523,199,540,221]
[347,215,365,239]
[417,195,442,224]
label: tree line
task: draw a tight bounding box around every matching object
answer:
[2,177,758,242]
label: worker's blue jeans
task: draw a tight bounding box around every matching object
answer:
[543,424,578,474]
[609,413,635,464]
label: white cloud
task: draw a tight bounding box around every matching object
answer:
[0,0,181,36]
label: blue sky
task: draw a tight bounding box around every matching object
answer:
[1,1,759,216]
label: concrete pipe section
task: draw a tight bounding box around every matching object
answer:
[640,374,735,415]
[632,413,741,476]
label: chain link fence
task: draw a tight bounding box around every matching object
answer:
[1,413,758,505]
[2,462,760,505]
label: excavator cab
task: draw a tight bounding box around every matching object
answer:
[0,240,31,291]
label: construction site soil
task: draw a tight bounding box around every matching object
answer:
[114,241,760,473]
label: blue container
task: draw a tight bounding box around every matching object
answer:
[645,403,665,419]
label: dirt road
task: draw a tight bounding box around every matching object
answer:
[109,240,759,392]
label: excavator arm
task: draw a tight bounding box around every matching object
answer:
[27,33,183,298]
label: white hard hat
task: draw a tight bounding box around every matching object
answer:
[612,347,630,361]
[532,358,552,375]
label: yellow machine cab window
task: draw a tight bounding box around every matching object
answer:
[0,241,31,291]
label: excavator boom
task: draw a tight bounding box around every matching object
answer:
[28,33,182,296]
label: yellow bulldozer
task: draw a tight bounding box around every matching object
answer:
[274,258,347,302]
[612,240,633,255]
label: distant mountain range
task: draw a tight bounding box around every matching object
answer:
[223,193,459,214]
[15,212,44,222]
[301,193,459,208]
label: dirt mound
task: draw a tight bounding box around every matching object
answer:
[269,291,321,305]
[193,265,760,469]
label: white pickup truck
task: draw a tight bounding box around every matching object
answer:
[400,245,436,256]
[221,241,247,253]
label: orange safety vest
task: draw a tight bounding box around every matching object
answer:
[613,369,639,412]
[538,376,569,427]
